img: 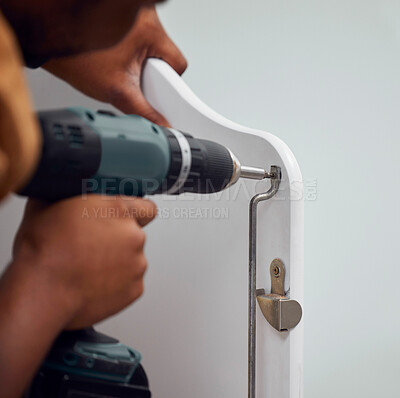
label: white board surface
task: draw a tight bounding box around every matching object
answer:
[100,59,304,398]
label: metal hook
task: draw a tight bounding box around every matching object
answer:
[248,165,281,398]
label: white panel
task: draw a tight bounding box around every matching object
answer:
[100,59,304,398]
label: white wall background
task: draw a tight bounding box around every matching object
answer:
[1,0,399,397]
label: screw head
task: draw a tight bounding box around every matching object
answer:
[272,265,281,277]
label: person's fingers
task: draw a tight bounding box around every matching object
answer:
[146,7,188,75]
[115,87,171,127]
[154,41,188,76]
[119,197,157,227]
[24,199,47,215]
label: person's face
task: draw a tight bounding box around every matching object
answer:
[1,0,163,60]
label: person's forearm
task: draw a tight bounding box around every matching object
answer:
[0,257,76,398]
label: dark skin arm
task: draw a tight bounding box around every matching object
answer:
[0,0,164,60]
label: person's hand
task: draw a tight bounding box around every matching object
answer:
[45,6,187,127]
[0,195,156,397]
[12,195,157,329]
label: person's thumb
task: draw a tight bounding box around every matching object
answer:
[114,89,170,127]
[119,197,157,227]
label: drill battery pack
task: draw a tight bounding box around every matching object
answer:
[25,328,151,398]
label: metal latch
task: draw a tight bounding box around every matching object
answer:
[256,259,302,332]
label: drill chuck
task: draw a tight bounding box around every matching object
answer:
[156,127,235,195]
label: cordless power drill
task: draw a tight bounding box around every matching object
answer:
[20,107,269,398]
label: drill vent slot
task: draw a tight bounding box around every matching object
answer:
[53,124,65,140]
[68,125,84,147]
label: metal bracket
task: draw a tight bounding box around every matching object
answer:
[256,259,302,332]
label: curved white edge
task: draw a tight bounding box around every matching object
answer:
[142,58,303,186]
[142,58,304,398]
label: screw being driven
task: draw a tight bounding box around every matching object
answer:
[273,265,281,278]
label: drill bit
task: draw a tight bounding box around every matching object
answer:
[240,166,274,180]
[226,149,276,189]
